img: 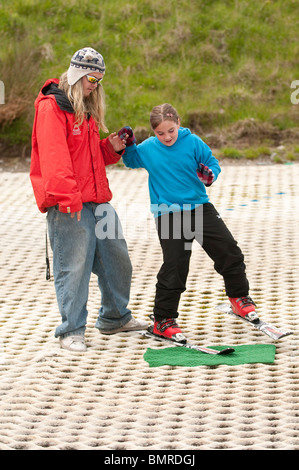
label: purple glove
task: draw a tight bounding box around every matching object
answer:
[196,163,214,186]
[117,126,136,146]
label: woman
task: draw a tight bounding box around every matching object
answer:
[30,47,147,351]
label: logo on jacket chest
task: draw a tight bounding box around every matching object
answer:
[72,124,81,136]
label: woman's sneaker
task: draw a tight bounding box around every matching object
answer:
[153,318,186,343]
[229,296,259,323]
[59,335,87,352]
[99,317,148,335]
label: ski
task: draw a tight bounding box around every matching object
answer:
[216,303,293,340]
[143,325,235,355]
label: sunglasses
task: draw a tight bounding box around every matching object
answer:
[86,74,104,84]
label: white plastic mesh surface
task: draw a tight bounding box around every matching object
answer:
[0,164,298,450]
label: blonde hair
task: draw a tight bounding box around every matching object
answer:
[58,72,108,132]
[150,103,180,130]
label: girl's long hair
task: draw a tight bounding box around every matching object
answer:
[58,72,108,132]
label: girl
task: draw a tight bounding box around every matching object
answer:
[119,103,257,343]
[30,47,147,351]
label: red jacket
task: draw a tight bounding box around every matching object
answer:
[30,78,121,214]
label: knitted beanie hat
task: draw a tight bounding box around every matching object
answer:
[67,47,105,86]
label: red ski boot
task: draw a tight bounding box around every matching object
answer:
[229,296,259,323]
[153,318,187,343]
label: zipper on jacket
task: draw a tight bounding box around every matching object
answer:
[87,118,97,195]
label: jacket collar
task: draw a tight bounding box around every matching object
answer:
[42,81,74,113]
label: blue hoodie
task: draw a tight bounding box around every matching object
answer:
[122,127,221,217]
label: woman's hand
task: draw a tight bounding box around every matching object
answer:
[70,211,81,222]
[108,132,127,152]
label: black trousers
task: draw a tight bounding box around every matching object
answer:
[154,203,249,320]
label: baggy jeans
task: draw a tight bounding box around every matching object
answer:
[47,202,132,337]
[154,203,249,320]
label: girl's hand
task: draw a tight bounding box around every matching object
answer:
[109,132,127,152]
[117,126,136,146]
[196,163,214,186]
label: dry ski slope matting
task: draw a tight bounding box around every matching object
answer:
[0,163,298,450]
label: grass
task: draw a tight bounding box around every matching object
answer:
[215,143,299,163]
[0,0,299,152]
